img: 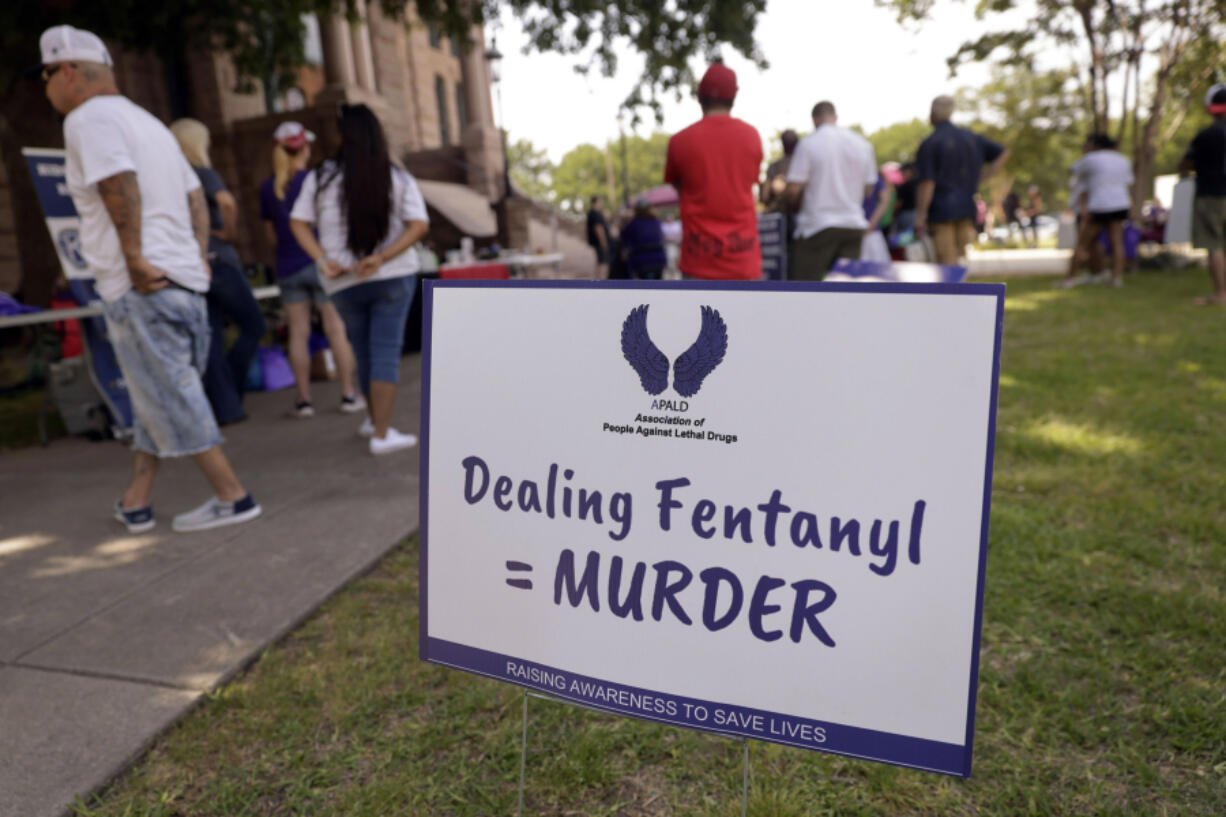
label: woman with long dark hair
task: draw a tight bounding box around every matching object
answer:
[289,104,429,455]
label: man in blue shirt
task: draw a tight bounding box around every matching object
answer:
[914,96,1009,265]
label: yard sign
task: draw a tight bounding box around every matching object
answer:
[420,280,1003,777]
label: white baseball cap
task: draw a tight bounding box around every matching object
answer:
[272,121,316,150]
[40,25,113,68]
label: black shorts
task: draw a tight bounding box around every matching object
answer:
[1090,209,1129,225]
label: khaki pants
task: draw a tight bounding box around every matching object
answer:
[790,227,864,281]
[930,220,973,266]
[1192,196,1226,252]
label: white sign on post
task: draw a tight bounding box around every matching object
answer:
[421,280,1003,777]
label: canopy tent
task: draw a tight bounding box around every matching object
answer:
[635,184,679,208]
[417,180,498,238]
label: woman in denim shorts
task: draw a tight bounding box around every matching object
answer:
[259,121,363,418]
[288,105,429,455]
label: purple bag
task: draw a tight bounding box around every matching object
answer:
[258,345,295,391]
[0,292,41,317]
[1098,223,1140,260]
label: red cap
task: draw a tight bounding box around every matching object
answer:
[698,63,738,102]
[1208,84,1226,115]
[273,121,316,151]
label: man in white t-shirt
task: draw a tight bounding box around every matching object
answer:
[41,25,260,533]
[1061,133,1134,288]
[784,101,878,281]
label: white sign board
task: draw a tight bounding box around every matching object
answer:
[421,280,1003,777]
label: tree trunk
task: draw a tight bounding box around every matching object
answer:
[1134,27,1193,217]
[1075,1,1106,131]
[1115,55,1133,148]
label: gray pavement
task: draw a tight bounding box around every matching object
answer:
[0,356,422,817]
[965,247,1071,277]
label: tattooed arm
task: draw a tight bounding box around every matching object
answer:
[97,171,167,294]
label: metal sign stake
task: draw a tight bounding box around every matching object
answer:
[515,688,755,816]
[742,738,750,817]
[518,688,529,817]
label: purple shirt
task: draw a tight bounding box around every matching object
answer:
[619,216,667,272]
[259,170,315,278]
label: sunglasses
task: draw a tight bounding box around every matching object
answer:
[41,63,64,83]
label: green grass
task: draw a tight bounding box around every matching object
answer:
[74,268,1226,816]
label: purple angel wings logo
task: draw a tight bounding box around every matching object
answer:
[621,304,728,397]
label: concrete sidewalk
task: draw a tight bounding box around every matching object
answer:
[0,356,422,817]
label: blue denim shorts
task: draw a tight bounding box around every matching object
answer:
[330,276,415,394]
[278,263,330,306]
[102,287,222,458]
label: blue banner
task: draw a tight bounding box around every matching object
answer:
[829,257,968,283]
[757,212,788,281]
[22,147,132,431]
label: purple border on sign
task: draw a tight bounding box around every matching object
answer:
[418,278,1005,778]
[427,637,966,775]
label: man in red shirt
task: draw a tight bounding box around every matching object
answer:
[664,63,763,280]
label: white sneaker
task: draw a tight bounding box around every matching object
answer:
[114,500,155,534]
[172,494,262,532]
[340,393,366,413]
[1089,271,1112,284]
[370,428,417,455]
[357,418,375,438]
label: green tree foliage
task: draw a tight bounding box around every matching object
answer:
[866,118,930,165]
[877,0,1226,211]
[1153,38,1226,176]
[552,133,671,215]
[955,66,1087,209]
[507,137,554,202]
[1,1,767,112]
[0,0,767,302]
[551,144,610,215]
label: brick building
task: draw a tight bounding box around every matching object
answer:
[0,8,593,302]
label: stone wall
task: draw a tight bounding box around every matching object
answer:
[224,108,341,269]
[403,146,468,186]
[0,13,514,300]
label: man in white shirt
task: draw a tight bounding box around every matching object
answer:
[41,25,260,533]
[784,101,878,280]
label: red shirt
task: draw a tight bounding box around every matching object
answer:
[664,115,764,280]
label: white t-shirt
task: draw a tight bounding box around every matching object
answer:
[786,124,878,238]
[290,161,429,295]
[63,95,208,303]
[1070,150,1133,213]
